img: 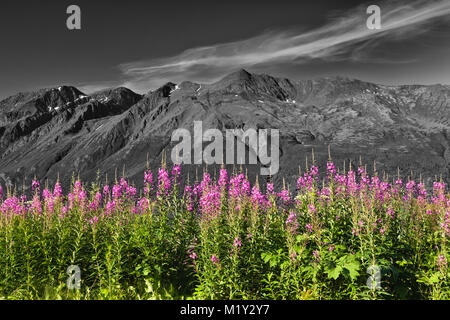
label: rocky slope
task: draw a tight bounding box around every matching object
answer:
[0,69,449,193]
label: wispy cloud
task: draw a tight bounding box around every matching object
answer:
[118,0,450,92]
[78,83,114,95]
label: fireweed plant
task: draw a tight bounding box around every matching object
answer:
[0,161,449,300]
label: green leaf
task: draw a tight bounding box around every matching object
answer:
[327,265,343,280]
[344,262,360,281]
[261,252,271,264]
[269,259,277,268]
[337,254,361,281]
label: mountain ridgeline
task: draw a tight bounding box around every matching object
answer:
[0,69,449,193]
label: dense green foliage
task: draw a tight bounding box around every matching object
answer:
[0,162,449,299]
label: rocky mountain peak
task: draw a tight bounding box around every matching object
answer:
[91,87,142,107]
[221,68,253,82]
[0,72,449,193]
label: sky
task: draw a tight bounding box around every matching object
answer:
[0,0,449,99]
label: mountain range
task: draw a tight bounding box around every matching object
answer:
[1,69,449,193]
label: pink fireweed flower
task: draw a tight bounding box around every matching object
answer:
[42,188,52,199]
[144,170,154,195]
[211,255,219,266]
[437,255,447,270]
[313,250,320,262]
[89,216,99,225]
[184,185,194,212]
[321,187,331,197]
[157,168,171,196]
[380,182,389,191]
[297,173,314,191]
[308,204,317,215]
[309,166,319,176]
[120,178,128,190]
[334,174,346,186]
[78,191,88,210]
[137,197,151,214]
[320,187,331,201]
[189,252,198,260]
[278,189,291,204]
[71,180,87,207]
[296,176,304,190]
[172,165,181,177]
[251,185,262,202]
[358,166,366,176]
[290,251,298,261]
[104,200,118,216]
[406,181,416,197]
[443,211,450,235]
[232,237,242,257]
[73,180,82,193]
[103,185,110,196]
[233,237,242,249]
[69,181,88,211]
[44,196,55,214]
[218,169,228,188]
[112,184,122,200]
[360,174,370,188]
[285,211,299,234]
[386,207,395,218]
[193,183,201,196]
[144,170,153,185]
[89,192,102,211]
[241,179,251,196]
[417,183,427,198]
[433,182,446,195]
[1,196,26,216]
[201,172,212,186]
[251,185,269,210]
[53,182,63,198]
[199,186,221,220]
[171,165,181,184]
[228,174,244,198]
[30,195,42,215]
[126,185,137,198]
[346,171,358,196]
[370,176,380,191]
[305,223,313,232]
[32,180,40,193]
[266,183,274,195]
[327,162,336,176]
[432,182,446,205]
[184,184,192,194]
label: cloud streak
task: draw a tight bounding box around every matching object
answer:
[118,0,450,92]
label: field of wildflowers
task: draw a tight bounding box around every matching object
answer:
[0,160,449,300]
